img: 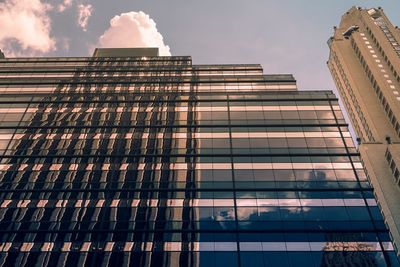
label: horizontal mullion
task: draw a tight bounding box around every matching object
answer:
[0,153,359,158]
[0,229,384,234]
[0,98,337,104]
[0,124,348,130]
[0,188,372,193]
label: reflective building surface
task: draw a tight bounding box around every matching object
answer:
[0,48,398,266]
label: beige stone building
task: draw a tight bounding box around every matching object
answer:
[328,6,400,254]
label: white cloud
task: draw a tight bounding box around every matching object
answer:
[77,4,93,31]
[58,0,73,12]
[97,11,171,56]
[0,0,56,56]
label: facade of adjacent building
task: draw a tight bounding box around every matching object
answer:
[0,47,398,266]
[328,7,400,255]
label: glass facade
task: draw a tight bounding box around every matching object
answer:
[0,52,398,266]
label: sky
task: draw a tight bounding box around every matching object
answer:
[0,0,399,92]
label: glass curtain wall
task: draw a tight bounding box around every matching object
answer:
[0,55,397,266]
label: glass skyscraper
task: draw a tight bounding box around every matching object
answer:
[0,48,398,266]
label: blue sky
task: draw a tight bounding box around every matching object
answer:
[61,0,400,90]
[1,0,399,91]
